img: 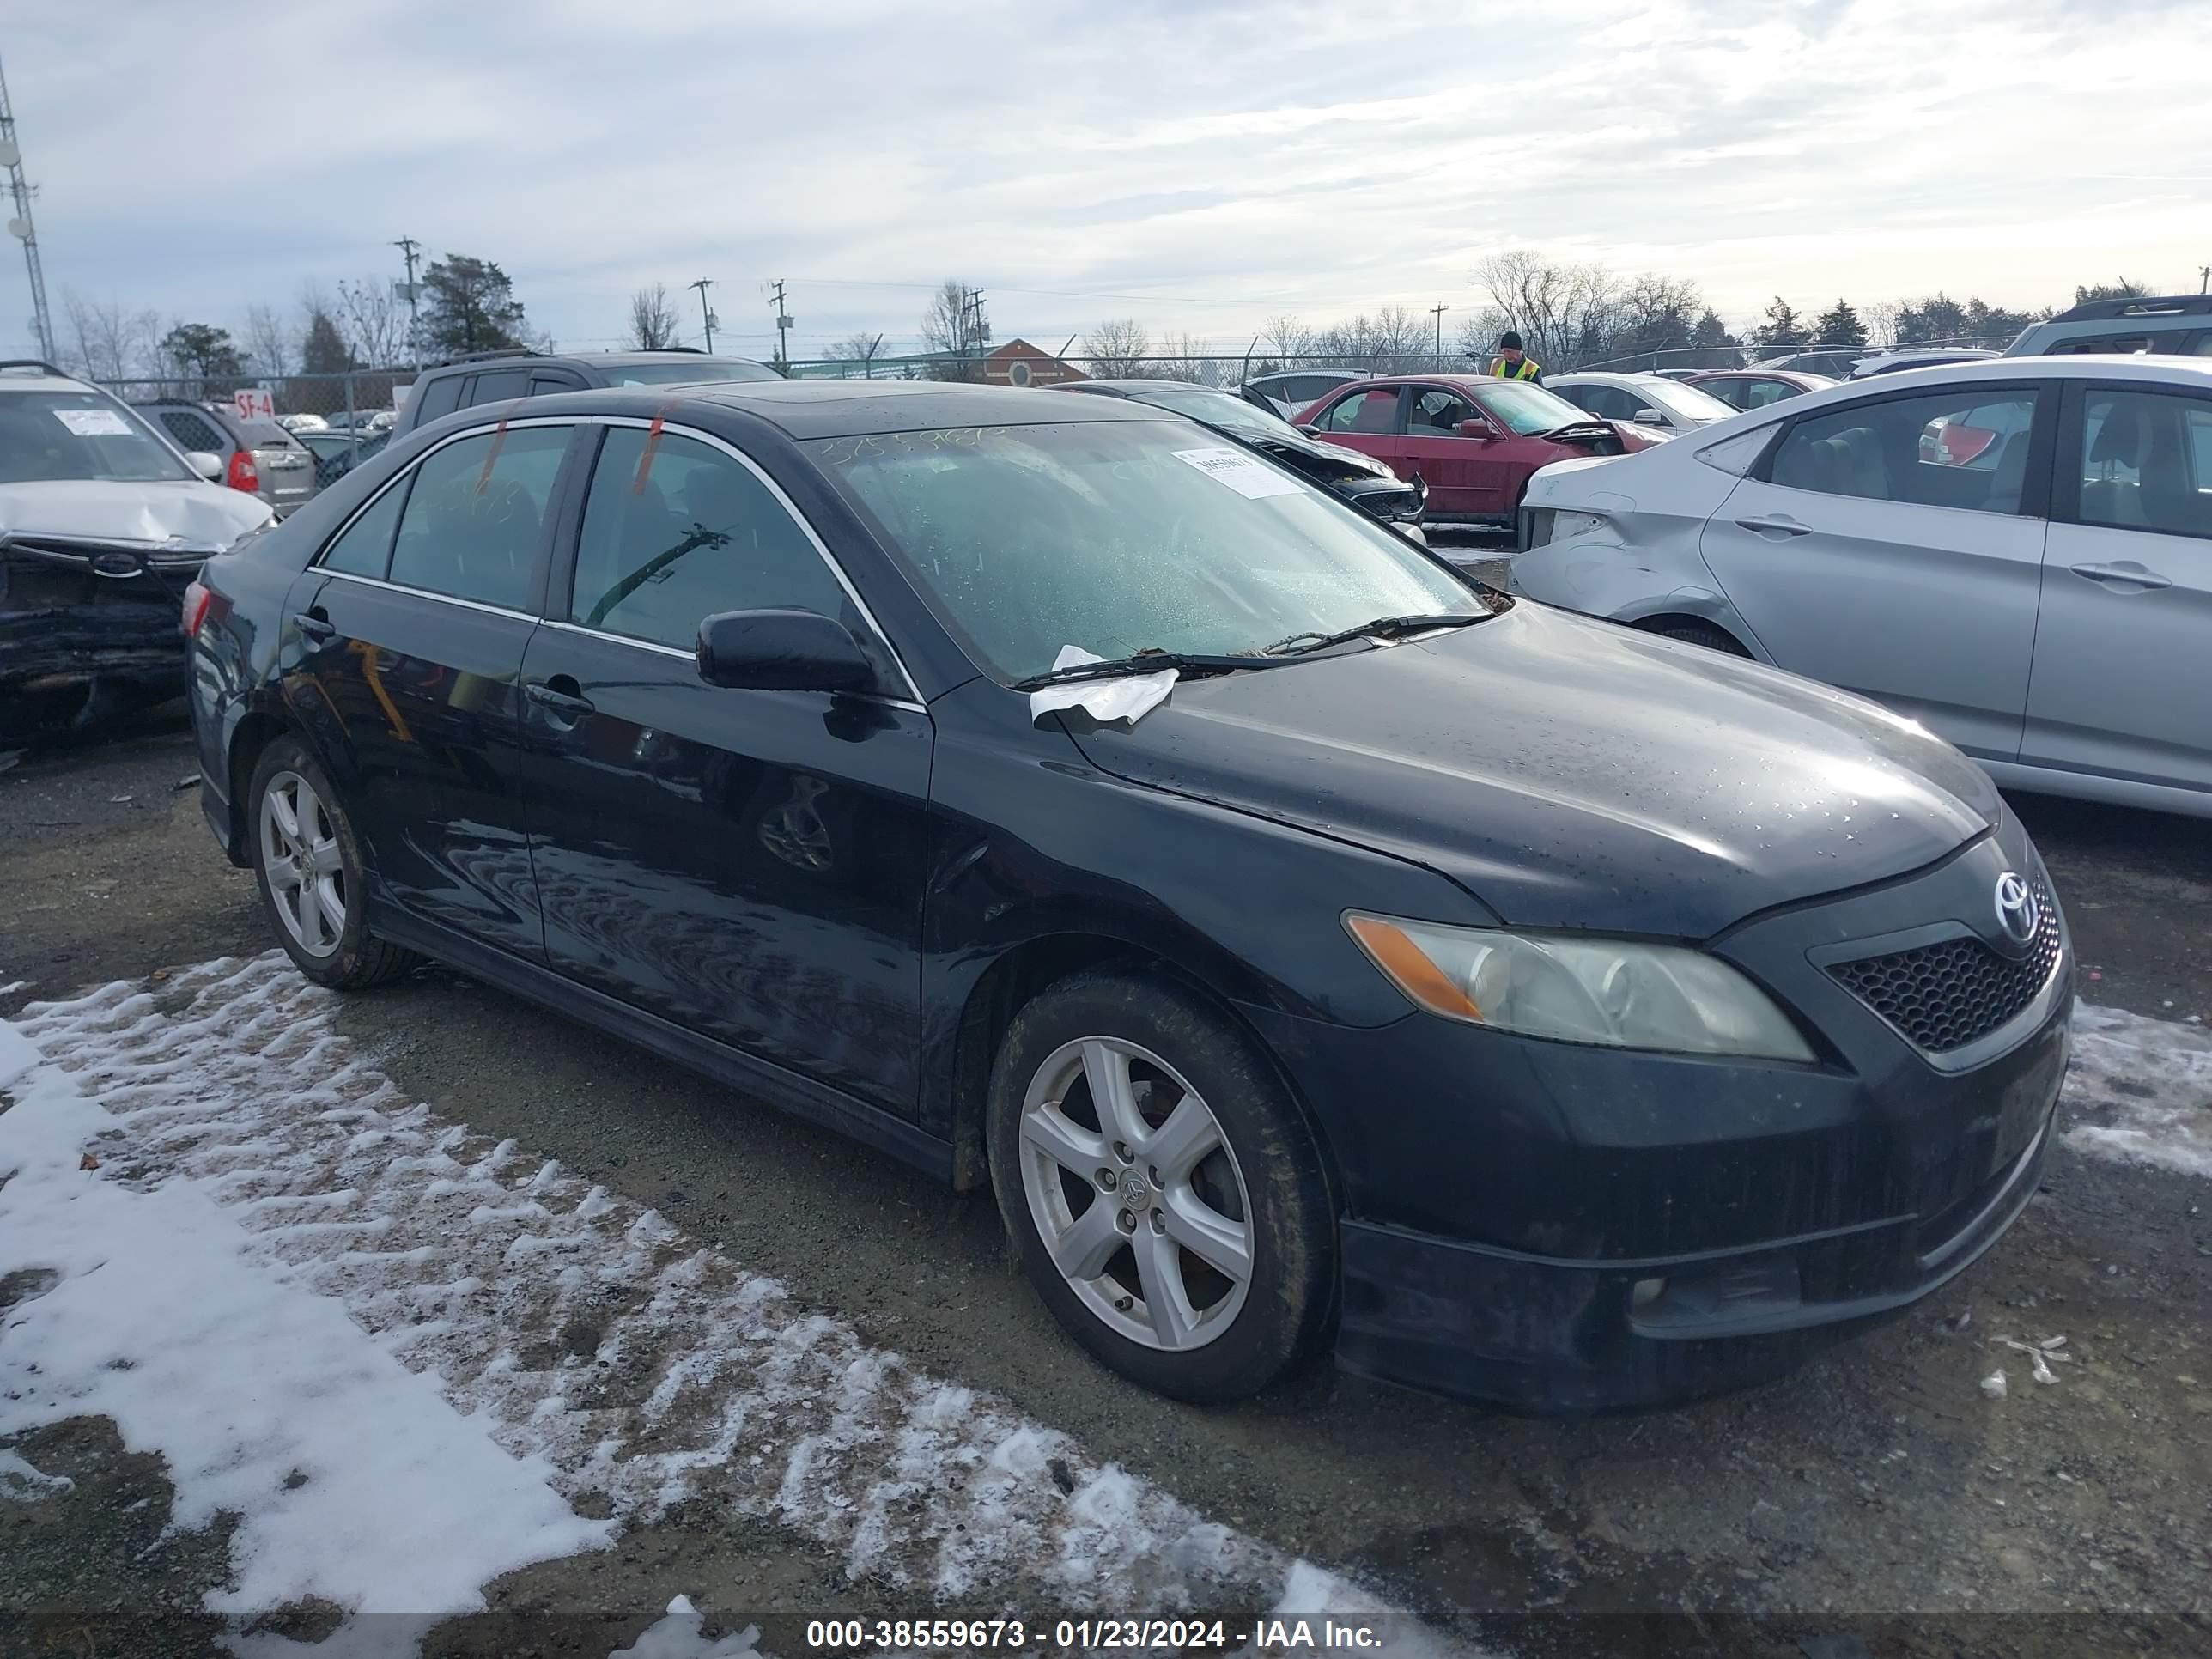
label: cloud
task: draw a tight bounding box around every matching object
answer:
[4,0,2204,362]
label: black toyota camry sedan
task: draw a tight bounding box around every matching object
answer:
[183,379,2070,1412]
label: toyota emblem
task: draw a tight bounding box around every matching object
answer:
[1993,872,2039,946]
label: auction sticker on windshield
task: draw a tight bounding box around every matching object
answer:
[52,407,135,437]
[1172,446,1303,499]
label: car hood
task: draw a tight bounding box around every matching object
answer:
[1063,604,2000,937]
[1237,428,1394,483]
[0,479,274,547]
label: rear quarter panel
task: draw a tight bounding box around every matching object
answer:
[1513,446,1747,629]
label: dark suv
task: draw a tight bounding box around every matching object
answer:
[393,349,780,436]
[2005,294,2212,359]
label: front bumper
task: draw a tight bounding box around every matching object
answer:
[1248,820,2073,1411]
[1,544,200,738]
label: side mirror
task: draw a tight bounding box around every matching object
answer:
[696,608,878,695]
[1456,420,1492,440]
[1632,408,1667,426]
[186,451,225,481]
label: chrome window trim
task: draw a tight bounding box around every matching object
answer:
[579,416,922,703]
[319,568,538,624]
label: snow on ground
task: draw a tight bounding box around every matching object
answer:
[2063,1000,2212,1178]
[0,954,1414,1643]
[0,1017,610,1619]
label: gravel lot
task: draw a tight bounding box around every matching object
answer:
[3,680,2208,1657]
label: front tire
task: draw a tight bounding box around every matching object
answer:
[247,735,418,989]
[986,972,1334,1403]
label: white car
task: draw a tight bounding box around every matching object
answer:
[1511,356,2212,818]
[1546,371,1736,435]
[275,411,329,434]
[1,362,274,739]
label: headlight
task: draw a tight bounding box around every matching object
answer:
[1345,914,1814,1061]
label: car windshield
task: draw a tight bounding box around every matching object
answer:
[808,418,1477,684]
[1469,379,1600,435]
[1628,378,1735,424]
[0,389,195,484]
[603,359,781,386]
[1126,386,1300,440]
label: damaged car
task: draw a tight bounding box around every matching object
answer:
[1,362,273,743]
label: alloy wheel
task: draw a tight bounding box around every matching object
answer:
[1017,1036,1254,1351]
[259,769,348,959]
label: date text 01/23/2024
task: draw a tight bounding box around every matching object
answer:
[804,1619,1389,1650]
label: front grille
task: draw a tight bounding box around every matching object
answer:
[1828,880,2063,1054]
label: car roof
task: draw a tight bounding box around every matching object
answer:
[1069,379,1236,394]
[0,371,103,395]
[518,379,1162,441]
[1670,356,2212,429]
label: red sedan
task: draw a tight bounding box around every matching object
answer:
[1294,375,1664,526]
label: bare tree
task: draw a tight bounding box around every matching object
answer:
[830,331,886,376]
[242,302,295,377]
[627,283,681,350]
[334,276,412,368]
[1152,331,1211,383]
[1472,251,1620,372]
[63,291,134,380]
[1083,318,1152,378]
[920,279,990,380]
[1267,315,1316,367]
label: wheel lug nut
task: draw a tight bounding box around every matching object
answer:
[1150,1212,1166,1235]
[1148,1166,1161,1187]
[1112,1141,1132,1164]
[1117,1209,1135,1232]
[1096,1168,1115,1191]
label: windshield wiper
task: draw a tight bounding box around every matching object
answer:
[1011,648,1287,692]
[1261,612,1486,658]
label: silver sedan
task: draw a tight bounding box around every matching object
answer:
[1511,356,2212,819]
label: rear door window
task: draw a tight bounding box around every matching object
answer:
[387,425,573,610]
[319,479,410,579]
[1765,387,2043,515]
[466,368,530,407]
[155,408,230,454]
[1317,387,1401,434]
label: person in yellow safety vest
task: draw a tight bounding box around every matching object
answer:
[1484,331,1543,383]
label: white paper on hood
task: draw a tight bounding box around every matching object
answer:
[1028,645,1176,726]
[1171,447,1303,499]
[52,407,134,437]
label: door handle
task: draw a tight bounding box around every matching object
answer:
[1735,516,1811,538]
[2068,561,2172,591]
[291,611,336,643]
[526,677,597,719]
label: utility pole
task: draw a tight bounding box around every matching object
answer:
[690,278,716,352]
[769,279,792,368]
[0,52,56,364]
[962,286,988,380]
[392,236,422,364]
[1429,302,1449,368]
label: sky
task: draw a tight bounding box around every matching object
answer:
[3,0,2206,367]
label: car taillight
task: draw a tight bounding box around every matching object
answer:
[226,449,260,493]
[182,580,213,637]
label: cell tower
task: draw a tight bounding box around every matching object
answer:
[0,52,55,363]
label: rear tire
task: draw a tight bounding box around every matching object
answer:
[986,971,1334,1403]
[247,736,419,989]
[1639,617,1751,657]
